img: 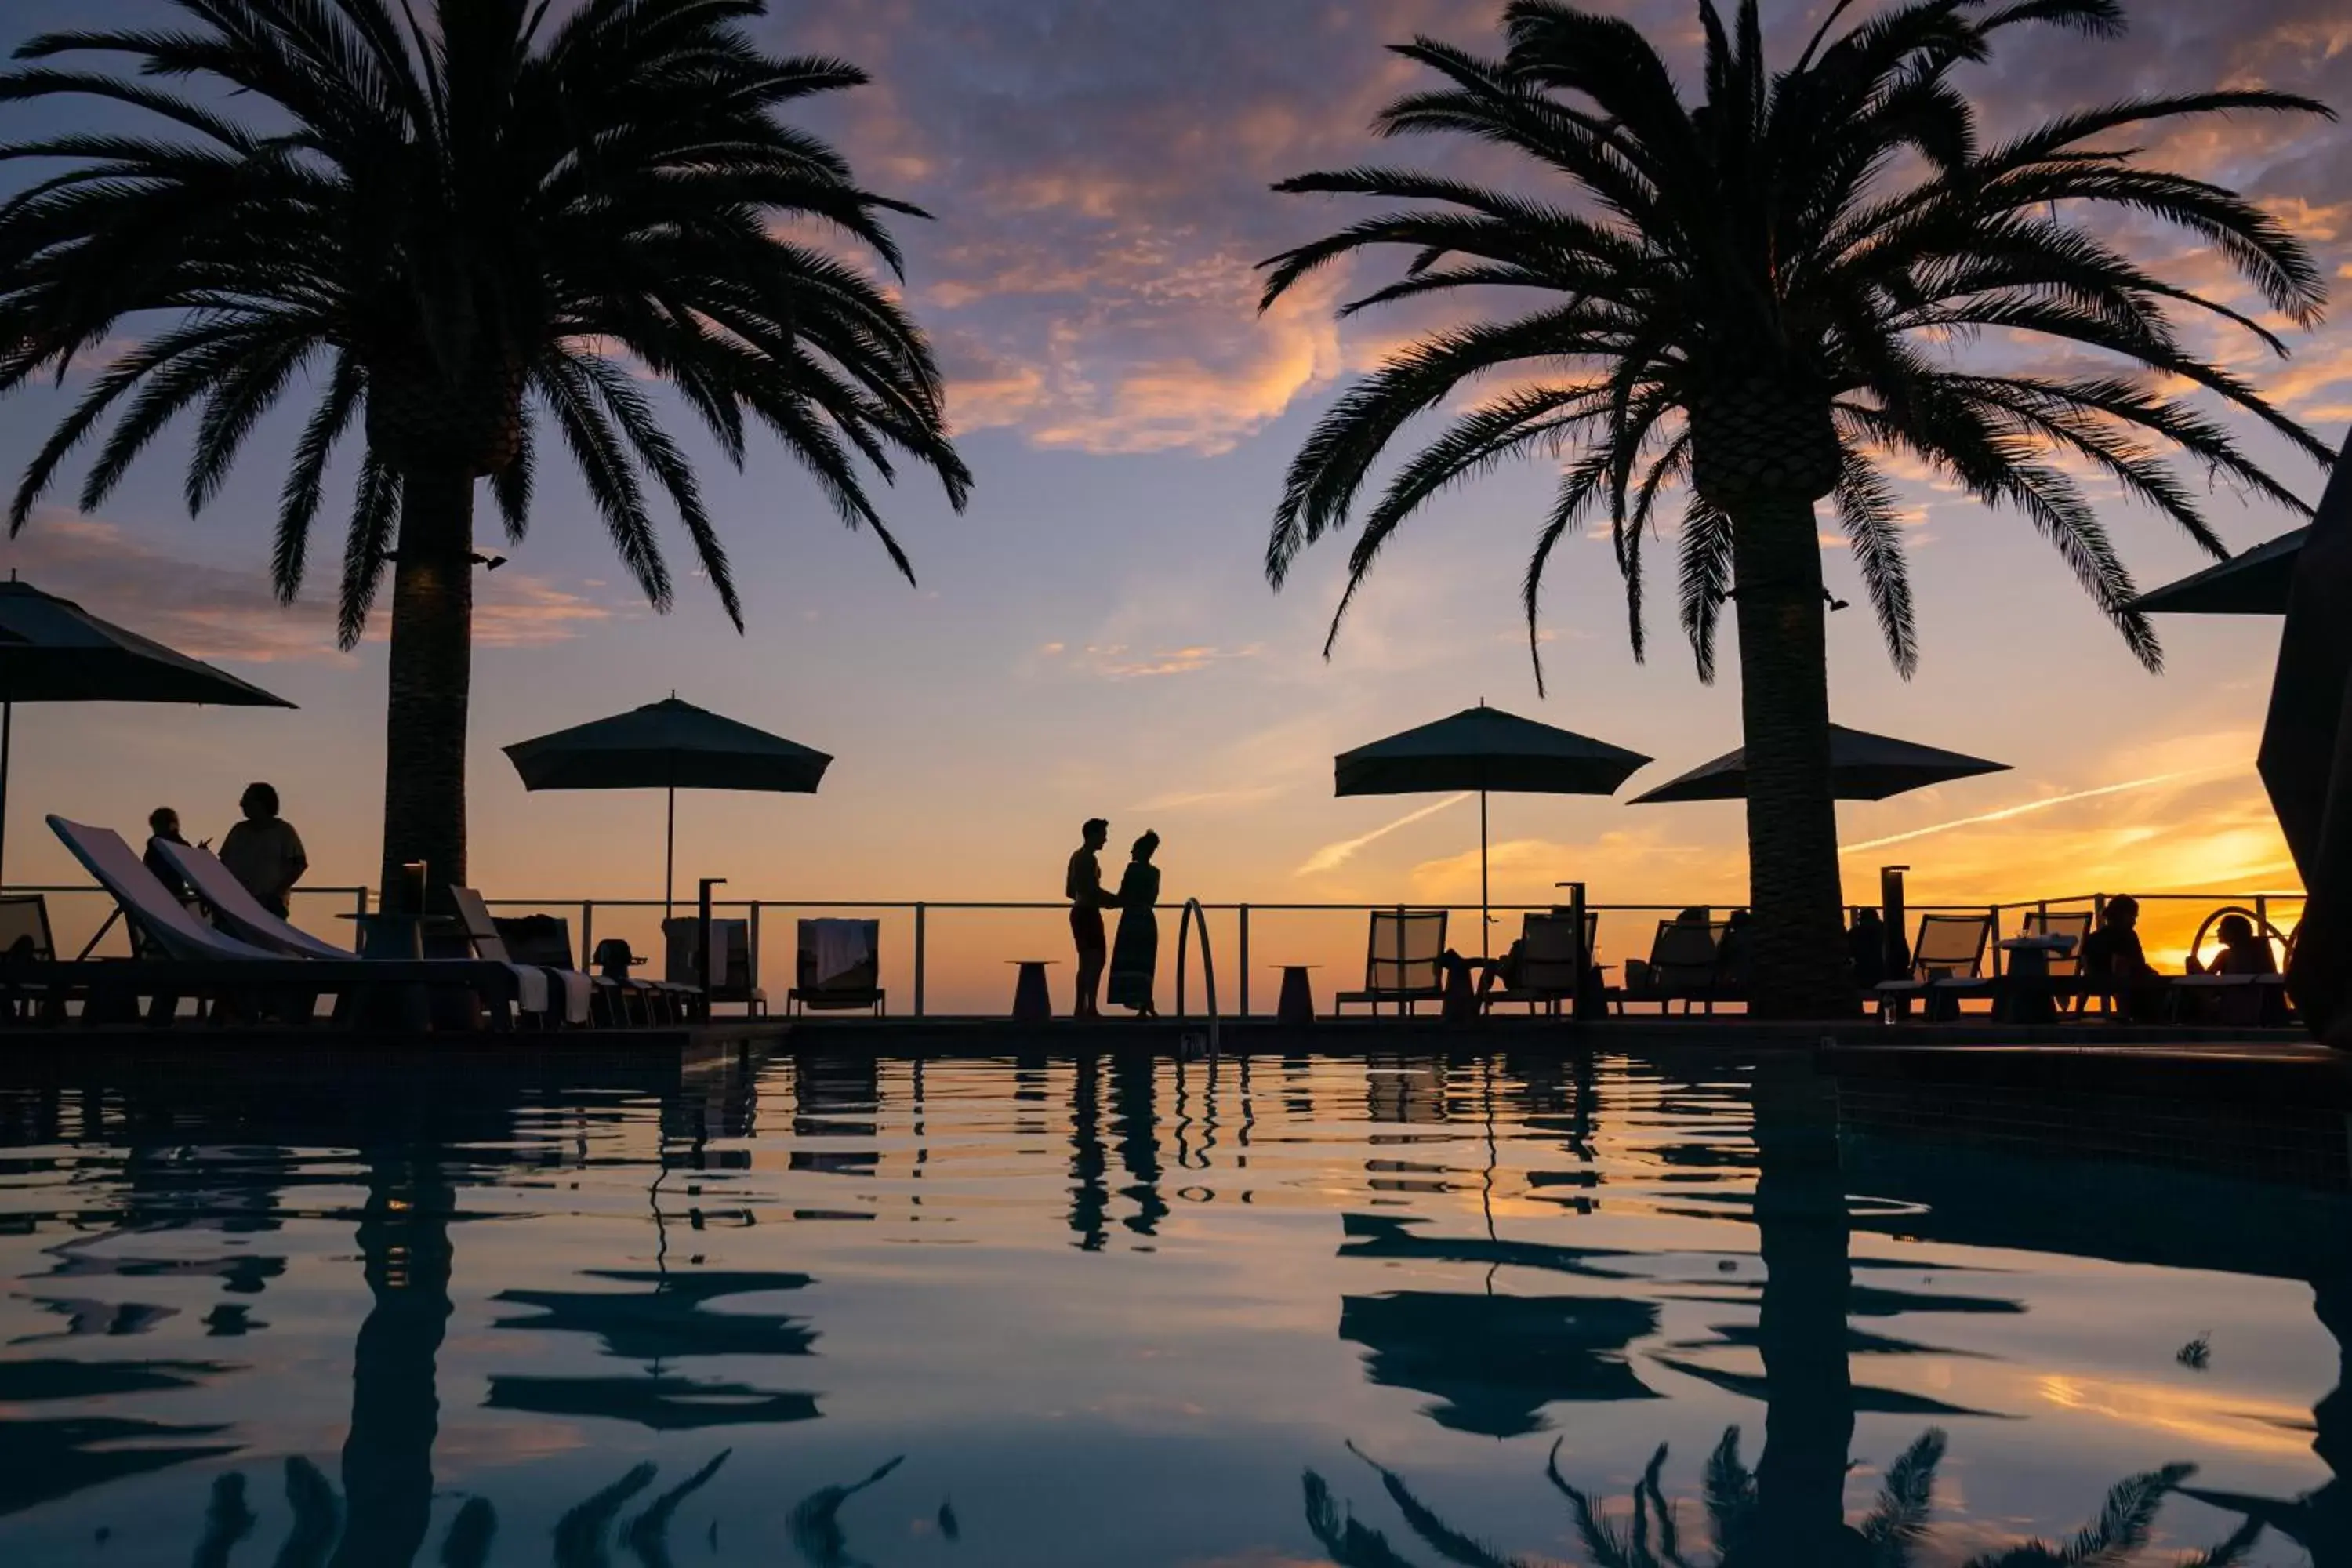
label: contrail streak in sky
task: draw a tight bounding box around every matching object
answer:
[1838,765,2238,855]
[1298,793,1473,876]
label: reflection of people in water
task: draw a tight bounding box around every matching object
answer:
[1107,832,1162,1018]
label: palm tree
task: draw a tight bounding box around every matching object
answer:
[0,0,970,904]
[1258,0,2332,1016]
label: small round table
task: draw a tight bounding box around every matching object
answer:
[1997,935,2076,1024]
[1007,960,1057,1022]
[1270,964,1319,1027]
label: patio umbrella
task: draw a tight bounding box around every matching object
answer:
[503,695,831,913]
[1628,723,2007,804]
[0,578,296,882]
[2132,528,2305,616]
[1335,704,1652,953]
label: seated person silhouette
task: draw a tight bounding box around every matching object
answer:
[2210,913,2278,976]
[1847,907,1887,989]
[2079,895,2165,1019]
[2188,912,2282,1027]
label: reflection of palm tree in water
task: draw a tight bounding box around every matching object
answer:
[1304,1059,2267,1567]
[1305,1434,2262,1567]
[182,1447,911,1567]
[329,1147,454,1568]
[1747,1061,1856,1559]
[2179,1264,2352,1566]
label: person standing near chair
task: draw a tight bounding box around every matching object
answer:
[220,782,307,920]
[1067,818,1120,1018]
[1107,831,1163,1018]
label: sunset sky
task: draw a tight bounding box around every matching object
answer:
[0,0,2344,963]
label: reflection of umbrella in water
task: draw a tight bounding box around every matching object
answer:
[488,1268,822,1432]
[1629,724,2008,804]
[1336,705,1651,953]
[1338,1290,1660,1436]
[2131,527,2305,616]
[486,1374,819,1431]
[0,1358,241,1516]
[492,1269,816,1361]
[1337,1212,1638,1279]
[0,578,296,880]
[503,696,831,913]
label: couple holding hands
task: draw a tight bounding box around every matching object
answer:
[1064,818,1163,1019]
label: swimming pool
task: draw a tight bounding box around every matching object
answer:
[0,1047,2340,1566]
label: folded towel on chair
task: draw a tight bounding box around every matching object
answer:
[808,919,873,987]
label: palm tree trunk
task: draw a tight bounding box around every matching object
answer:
[1732,495,1855,1018]
[379,470,474,912]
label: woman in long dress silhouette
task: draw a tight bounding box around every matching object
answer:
[1106,832,1162,1018]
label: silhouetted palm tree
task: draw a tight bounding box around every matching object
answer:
[0,0,969,900]
[1259,0,2331,1015]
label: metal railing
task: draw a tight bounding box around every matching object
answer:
[6,882,2303,1016]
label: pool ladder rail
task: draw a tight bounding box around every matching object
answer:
[1172,896,1218,1058]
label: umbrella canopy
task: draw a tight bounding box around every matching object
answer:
[0,580,297,706]
[2132,528,2306,616]
[1629,724,2008,804]
[1335,705,1650,954]
[0,579,296,882]
[503,696,830,911]
[1336,704,1652,797]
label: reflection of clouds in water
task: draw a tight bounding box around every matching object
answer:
[0,1052,2342,1561]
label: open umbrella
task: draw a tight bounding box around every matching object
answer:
[1335,704,1651,953]
[0,578,296,881]
[503,695,831,913]
[1628,723,2008,804]
[2132,528,2306,616]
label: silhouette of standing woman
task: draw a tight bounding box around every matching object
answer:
[1108,832,1162,1018]
[1066,818,1120,1018]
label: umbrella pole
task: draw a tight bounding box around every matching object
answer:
[664,780,676,921]
[1479,788,1490,959]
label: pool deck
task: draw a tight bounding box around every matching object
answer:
[0,1015,2343,1106]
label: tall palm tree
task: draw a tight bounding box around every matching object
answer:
[0,0,970,903]
[1259,0,2332,1016]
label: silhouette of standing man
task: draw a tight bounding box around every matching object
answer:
[1067,818,1120,1018]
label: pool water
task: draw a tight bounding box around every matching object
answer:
[0,1049,2342,1566]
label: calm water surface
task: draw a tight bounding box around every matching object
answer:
[0,1050,2342,1566]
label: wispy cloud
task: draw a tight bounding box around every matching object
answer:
[1046,641,1265,679]
[1298,792,1471,876]
[1839,766,2242,855]
[1,512,615,663]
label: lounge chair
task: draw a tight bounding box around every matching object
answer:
[1483,910,1598,1016]
[47,817,529,1028]
[157,842,555,1025]
[0,893,53,963]
[1610,918,1730,1014]
[2013,909,2090,1009]
[664,916,767,1015]
[0,894,57,1023]
[445,888,597,1026]
[786,918,884,1015]
[1335,909,1447,1017]
[1874,912,1994,1020]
